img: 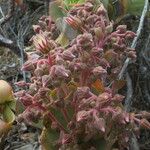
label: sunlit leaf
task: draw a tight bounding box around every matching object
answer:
[50,89,57,100]
[56,32,69,47]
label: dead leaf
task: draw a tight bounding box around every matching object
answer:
[92,79,105,93]
[0,120,12,138]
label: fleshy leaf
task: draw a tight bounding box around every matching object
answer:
[7,100,16,112]
[40,127,59,150]
[3,105,15,123]
[63,0,86,9]
[56,18,78,40]
[56,32,69,47]
[15,100,25,115]
[127,0,145,15]
[49,1,66,21]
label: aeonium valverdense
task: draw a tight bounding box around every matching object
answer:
[15,1,150,150]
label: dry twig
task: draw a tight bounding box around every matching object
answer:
[118,0,149,80]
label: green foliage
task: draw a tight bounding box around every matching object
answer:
[3,103,15,123]
[64,0,85,9]
[40,127,59,150]
[127,0,144,15]
[49,1,66,21]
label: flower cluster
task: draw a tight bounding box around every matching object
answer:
[15,1,150,149]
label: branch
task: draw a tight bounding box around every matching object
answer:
[45,0,51,15]
[118,0,149,80]
[122,0,149,112]
[124,72,133,112]
[0,35,27,60]
[0,0,15,25]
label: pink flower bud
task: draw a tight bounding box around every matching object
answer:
[50,65,70,79]
[20,93,33,106]
[116,25,127,33]
[98,92,111,102]
[34,68,44,77]
[42,75,52,87]
[22,60,35,71]
[94,27,104,39]
[92,66,107,76]
[65,16,83,31]
[62,50,76,61]
[76,110,89,122]
[38,87,50,98]
[77,34,93,49]
[84,2,93,11]
[96,4,107,16]
[126,51,136,60]
[75,87,91,100]
[125,31,136,39]
[105,23,113,34]
[15,81,30,87]
[33,25,41,33]
[111,94,125,102]
[14,90,26,97]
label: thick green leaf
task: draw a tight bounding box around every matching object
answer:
[56,32,69,47]
[3,105,15,123]
[127,0,144,15]
[7,100,16,111]
[40,127,59,150]
[94,139,106,150]
[56,18,78,46]
[63,0,85,9]
[56,18,78,40]
[101,0,109,9]
[49,1,66,21]
[50,107,68,129]
[30,120,43,129]
[15,100,25,115]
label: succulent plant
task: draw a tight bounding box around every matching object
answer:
[0,80,16,139]
[15,0,150,150]
[0,80,14,104]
